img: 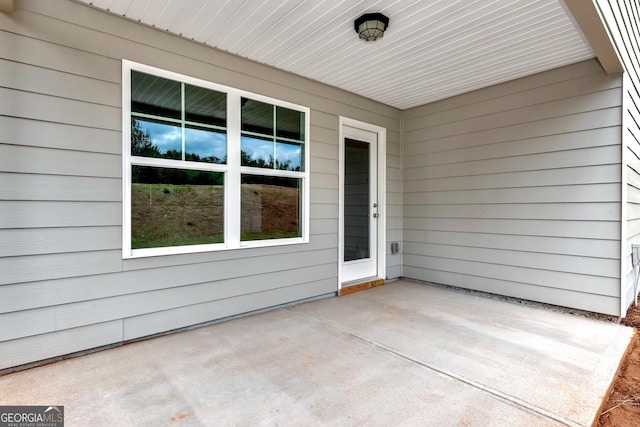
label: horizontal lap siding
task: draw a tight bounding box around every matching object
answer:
[596,0,640,313]
[387,129,403,279]
[0,0,401,370]
[402,59,622,315]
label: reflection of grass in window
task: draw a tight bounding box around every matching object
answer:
[132,235,224,249]
[241,231,299,241]
[241,183,300,241]
[131,183,223,249]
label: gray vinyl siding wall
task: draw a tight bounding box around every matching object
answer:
[0,0,401,370]
[402,59,623,315]
[596,0,640,312]
[386,128,403,280]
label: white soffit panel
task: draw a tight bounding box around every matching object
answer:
[76,0,594,110]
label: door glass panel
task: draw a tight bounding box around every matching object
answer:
[344,138,370,261]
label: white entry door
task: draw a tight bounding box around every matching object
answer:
[340,123,380,284]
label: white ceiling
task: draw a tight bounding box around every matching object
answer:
[76,0,595,110]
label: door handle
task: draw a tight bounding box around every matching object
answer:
[373,213,379,218]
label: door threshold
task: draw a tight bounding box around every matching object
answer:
[339,277,385,296]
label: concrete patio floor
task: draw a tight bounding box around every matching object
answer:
[0,280,634,426]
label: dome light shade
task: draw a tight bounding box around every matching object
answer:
[354,13,389,42]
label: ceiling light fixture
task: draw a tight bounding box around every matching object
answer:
[354,13,389,42]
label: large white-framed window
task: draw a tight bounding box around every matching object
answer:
[122,60,310,258]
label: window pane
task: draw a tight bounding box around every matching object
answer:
[131,166,224,249]
[241,135,274,168]
[131,70,181,119]
[185,84,226,127]
[131,118,182,160]
[275,141,303,171]
[276,106,304,140]
[241,98,273,136]
[344,138,370,261]
[241,175,301,241]
[185,125,226,164]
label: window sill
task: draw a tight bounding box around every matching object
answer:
[123,237,309,259]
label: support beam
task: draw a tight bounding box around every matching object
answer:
[564,0,624,74]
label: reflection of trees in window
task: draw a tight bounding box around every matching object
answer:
[131,120,160,157]
[276,159,295,171]
[126,65,308,254]
[131,119,224,163]
[132,165,224,186]
[240,98,304,173]
[186,152,224,164]
[240,173,299,189]
[240,150,300,171]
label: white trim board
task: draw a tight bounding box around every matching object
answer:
[338,116,387,288]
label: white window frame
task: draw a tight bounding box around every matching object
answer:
[122,60,310,259]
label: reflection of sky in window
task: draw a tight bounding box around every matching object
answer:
[242,136,301,170]
[185,127,226,162]
[276,141,302,170]
[141,120,181,154]
[139,120,226,161]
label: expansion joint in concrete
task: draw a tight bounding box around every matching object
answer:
[289,309,581,427]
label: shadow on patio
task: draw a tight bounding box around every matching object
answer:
[0,280,633,426]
